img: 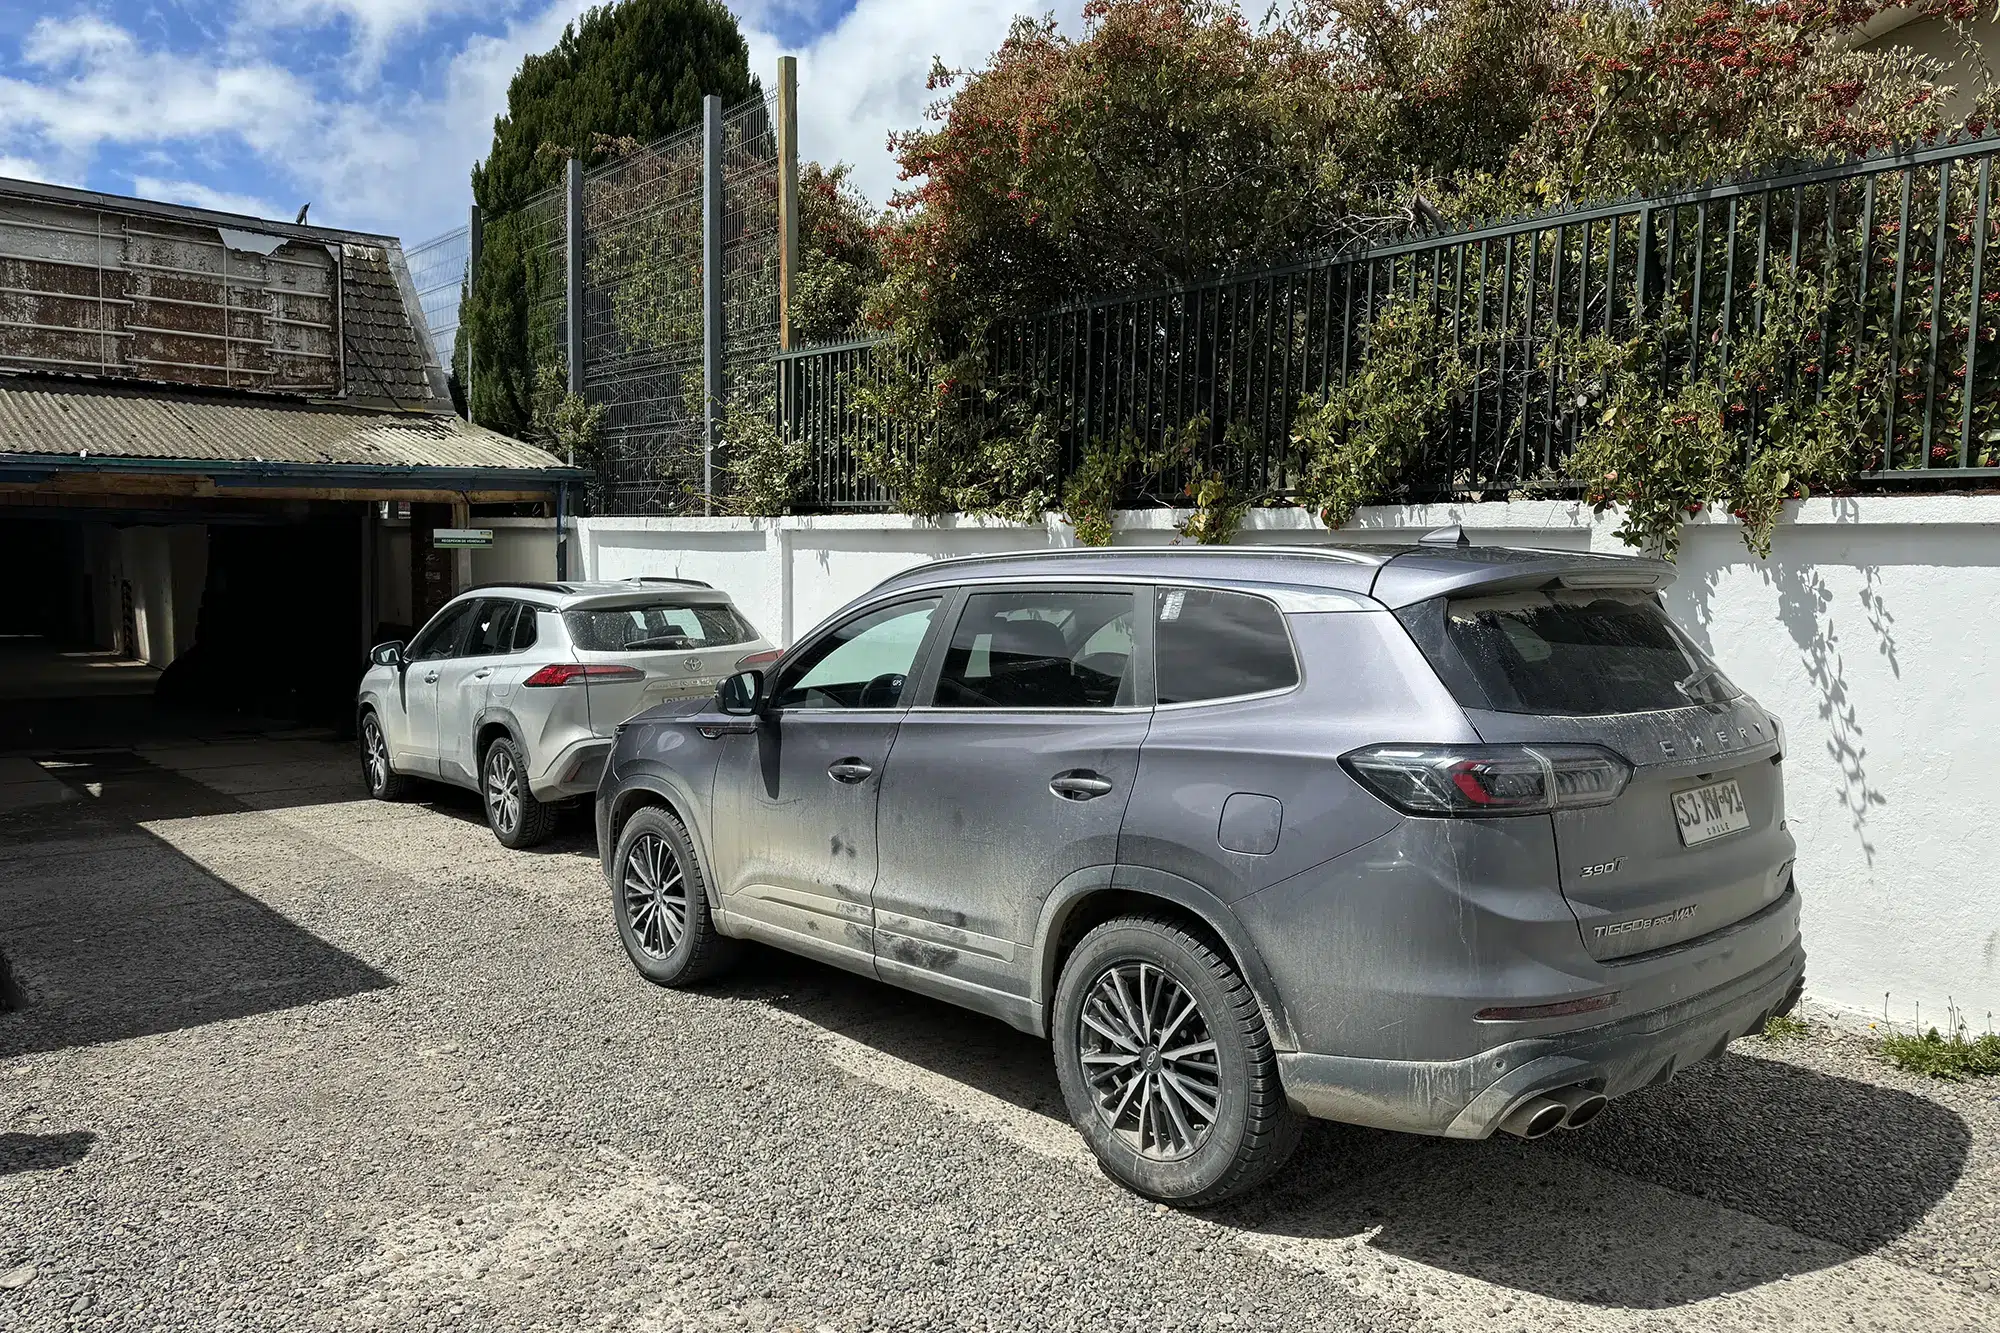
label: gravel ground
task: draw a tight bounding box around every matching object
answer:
[1,739,1995,1333]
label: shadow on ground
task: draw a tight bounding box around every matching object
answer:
[0,751,394,1059]
[737,948,1972,1310]
[0,1131,96,1177]
[416,780,601,858]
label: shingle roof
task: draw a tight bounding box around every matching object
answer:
[0,375,567,473]
[340,243,450,412]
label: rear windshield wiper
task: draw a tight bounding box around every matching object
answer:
[1675,662,1730,702]
[622,635,700,651]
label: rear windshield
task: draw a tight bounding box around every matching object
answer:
[1408,590,1737,716]
[564,601,756,653]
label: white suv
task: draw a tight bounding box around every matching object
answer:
[356,579,775,847]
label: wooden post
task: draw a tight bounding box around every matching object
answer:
[450,496,474,592]
[777,56,800,351]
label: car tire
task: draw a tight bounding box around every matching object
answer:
[1052,915,1303,1207]
[610,806,738,986]
[482,735,557,849]
[359,710,414,802]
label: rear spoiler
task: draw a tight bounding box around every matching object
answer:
[1367,547,1674,609]
[563,587,737,611]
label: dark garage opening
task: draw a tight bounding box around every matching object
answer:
[0,503,370,752]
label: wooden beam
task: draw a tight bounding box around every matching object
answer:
[776,55,801,351]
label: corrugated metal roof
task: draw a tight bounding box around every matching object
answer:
[0,375,567,472]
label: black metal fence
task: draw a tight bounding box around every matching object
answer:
[778,134,2000,509]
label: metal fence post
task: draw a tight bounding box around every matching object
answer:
[565,158,585,405]
[563,159,583,574]
[702,94,724,515]
[466,203,481,425]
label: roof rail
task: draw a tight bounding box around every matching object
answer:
[872,544,1384,591]
[465,581,575,595]
[622,575,713,588]
[902,545,1379,576]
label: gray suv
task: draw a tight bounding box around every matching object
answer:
[357,580,773,847]
[595,540,1805,1205]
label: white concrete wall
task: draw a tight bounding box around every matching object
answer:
[469,518,559,588]
[113,523,206,668]
[373,518,557,632]
[576,497,2000,1026]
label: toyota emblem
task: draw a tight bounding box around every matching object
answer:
[683,657,703,674]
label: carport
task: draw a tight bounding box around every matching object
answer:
[0,177,578,750]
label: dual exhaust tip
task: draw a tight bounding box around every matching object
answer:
[1498,1085,1608,1139]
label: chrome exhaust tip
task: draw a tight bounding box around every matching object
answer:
[1498,1095,1567,1140]
[1555,1088,1608,1130]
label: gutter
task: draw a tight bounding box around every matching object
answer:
[0,452,586,492]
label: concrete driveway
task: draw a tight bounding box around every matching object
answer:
[1,740,1994,1332]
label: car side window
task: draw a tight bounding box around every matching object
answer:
[1154,587,1298,705]
[934,589,1136,709]
[511,606,541,652]
[464,600,519,657]
[408,600,478,662]
[770,599,940,710]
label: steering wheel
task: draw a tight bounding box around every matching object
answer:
[858,672,907,708]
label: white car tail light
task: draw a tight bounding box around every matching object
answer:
[1341,744,1631,817]
[523,663,645,687]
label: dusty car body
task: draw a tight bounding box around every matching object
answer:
[596,540,1805,1204]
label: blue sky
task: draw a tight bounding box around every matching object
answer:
[0,0,1083,244]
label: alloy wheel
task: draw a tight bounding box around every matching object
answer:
[484,746,522,837]
[1078,961,1222,1160]
[621,832,687,960]
[362,716,388,793]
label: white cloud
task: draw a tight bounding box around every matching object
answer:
[0,0,1078,244]
[0,153,64,185]
[293,0,592,236]
[0,16,309,161]
[244,0,526,80]
[129,175,289,222]
[744,0,1087,210]
[0,4,591,241]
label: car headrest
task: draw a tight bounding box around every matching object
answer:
[986,617,1069,662]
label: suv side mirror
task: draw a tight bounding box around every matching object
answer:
[370,640,406,668]
[717,668,765,717]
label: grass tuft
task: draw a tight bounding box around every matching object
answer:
[1879,1028,2000,1081]
[1761,1012,1809,1041]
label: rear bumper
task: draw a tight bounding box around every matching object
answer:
[530,737,611,801]
[1277,937,1805,1138]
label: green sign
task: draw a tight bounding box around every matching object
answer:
[433,528,494,548]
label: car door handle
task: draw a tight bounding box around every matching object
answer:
[472,668,494,679]
[827,760,874,784]
[1050,772,1114,801]
[423,671,440,684]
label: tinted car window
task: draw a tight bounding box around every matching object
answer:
[772,599,940,709]
[464,600,518,656]
[407,600,478,662]
[511,606,541,652]
[564,600,756,652]
[935,590,1135,709]
[1435,590,1736,716]
[1154,588,1297,705]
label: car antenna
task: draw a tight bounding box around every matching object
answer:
[1419,524,1471,548]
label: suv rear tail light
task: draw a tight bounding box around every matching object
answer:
[523,663,645,687]
[1341,744,1631,817]
[735,649,783,670]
